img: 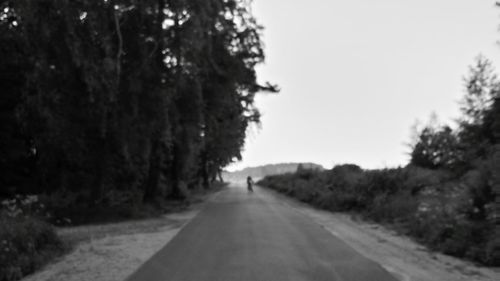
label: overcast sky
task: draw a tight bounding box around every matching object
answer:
[228,0,500,171]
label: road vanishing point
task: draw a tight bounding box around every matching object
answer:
[127,184,399,281]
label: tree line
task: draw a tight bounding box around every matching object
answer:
[0,0,277,219]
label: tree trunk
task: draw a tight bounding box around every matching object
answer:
[169,141,186,200]
[217,169,223,183]
[491,98,500,229]
[143,137,161,202]
[201,150,210,189]
[91,136,107,204]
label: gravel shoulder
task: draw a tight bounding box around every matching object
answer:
[261,186,500,281]
[20,192,218,281]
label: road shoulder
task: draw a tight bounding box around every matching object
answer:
[20,189,223,281]
[259,185,500,281]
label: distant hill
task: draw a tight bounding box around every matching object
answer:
[222,163,324,182]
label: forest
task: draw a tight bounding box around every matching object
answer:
[258,56,500,266]
[0,0,276,279]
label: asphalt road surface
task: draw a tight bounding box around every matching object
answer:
[127,184,399,281]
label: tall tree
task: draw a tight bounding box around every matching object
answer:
[0,2,34,196]
[457,56,500,166]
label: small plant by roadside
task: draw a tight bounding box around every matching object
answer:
[1,195,51,221]
[0,195,65,281]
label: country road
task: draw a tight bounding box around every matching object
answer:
[126,184,399,281]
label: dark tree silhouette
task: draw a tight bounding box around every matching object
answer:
[0,0,278,217]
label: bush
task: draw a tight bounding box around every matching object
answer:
[39,188,147,225]
[0,215,65,281]
[367,191,418,223]
[484,236,500,266]
[410,125,460,169]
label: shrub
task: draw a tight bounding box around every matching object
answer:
[410,125,460,169]
[402,165,451,193]
[1,195,50,221]
[0,215,65,281]
[484,236,500,266]
[39,188,146,225]
[367,191,418,223]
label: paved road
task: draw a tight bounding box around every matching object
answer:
[127,184,399,281]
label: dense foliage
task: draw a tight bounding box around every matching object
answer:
[0,0,277,222]
[1,195,65,281]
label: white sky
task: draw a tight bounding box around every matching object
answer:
[228,0,500,171]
